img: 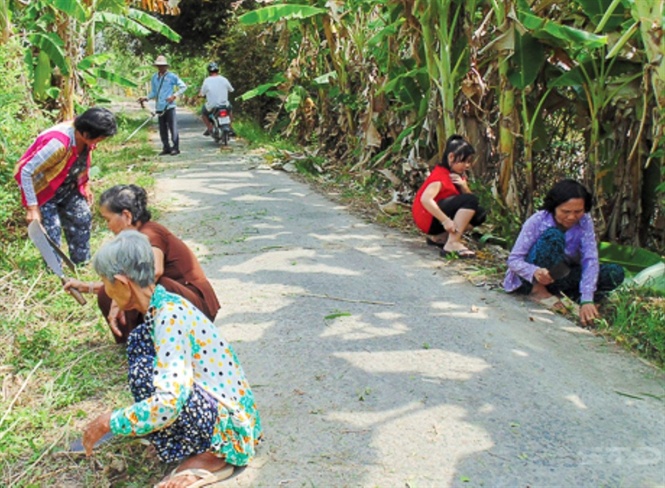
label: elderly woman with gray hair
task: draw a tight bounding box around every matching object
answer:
[83,231,262,488]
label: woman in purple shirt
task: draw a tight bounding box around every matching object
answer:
[504,180,624,325]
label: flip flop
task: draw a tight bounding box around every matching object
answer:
[426,237,446,248]
[441,248,476,259]
[163,466,235,488]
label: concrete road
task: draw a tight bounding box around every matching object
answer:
[147,110,665,487]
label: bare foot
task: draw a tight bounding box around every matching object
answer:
[156,452,231,488]
[528,283,553,301]
[528,291,566,312]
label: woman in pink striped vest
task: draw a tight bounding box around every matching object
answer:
[14,107,117,264]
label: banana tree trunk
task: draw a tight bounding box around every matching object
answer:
[86,22,95,57]
[490,0,519,211]
[322,14,355,133]
[496,55,517,210]
[57,14,76,120]
[634,0,664,113]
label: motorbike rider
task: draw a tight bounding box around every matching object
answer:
[199,62,235,137]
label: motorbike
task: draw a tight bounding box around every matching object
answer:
[208,103,232,146]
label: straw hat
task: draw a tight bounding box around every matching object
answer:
[153,55,169,66]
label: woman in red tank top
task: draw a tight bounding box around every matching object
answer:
[412,135,486,258]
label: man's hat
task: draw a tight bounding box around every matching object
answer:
[153,55,169,66]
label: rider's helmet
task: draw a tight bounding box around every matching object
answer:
[207,62,219,73]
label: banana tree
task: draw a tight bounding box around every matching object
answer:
[412,0,468,155]
[483,0,519,210]
[507,29,548,215]
[630,0,664,121]
[12,0,181,118]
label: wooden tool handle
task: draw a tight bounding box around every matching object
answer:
[60,277,87,305]
[69,287,87,305]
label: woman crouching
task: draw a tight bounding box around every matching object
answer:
[504,179,624,326]
[83,231,262,487]
[412,135,487,258]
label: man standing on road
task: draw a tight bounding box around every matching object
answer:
[139,55,187,156]
[199,62,234,137]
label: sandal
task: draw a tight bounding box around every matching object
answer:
[441,247,476,259]
[426,237,446,248]
[156,465,235,488]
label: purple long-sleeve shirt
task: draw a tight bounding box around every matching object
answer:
[503,210,600,302]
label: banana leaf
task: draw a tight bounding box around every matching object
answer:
[127,8,181,42]
[96,0,127,13]
[238,5,327,25]
[33,50,52,100]
[285,86,307,113]
[94,12,151,37]
[515,0,607,49]
[574,0,626,32]
[77,53,113,70]
[626,263,665,296]
[508,31,544,89]
[28,32,69,76]
[598,241,664,274]
[313,71,337,85]
[239,76,286,101]
[87,67,138,88]
[52,0,86,23]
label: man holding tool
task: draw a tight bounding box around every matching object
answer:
[139,55,187,156]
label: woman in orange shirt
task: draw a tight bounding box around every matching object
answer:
[65,184,220,343]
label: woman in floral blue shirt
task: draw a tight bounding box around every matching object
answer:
[504,179,624,325]
[83,231,262,487]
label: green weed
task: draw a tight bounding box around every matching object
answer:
[234,118,298,151]
[597,287,665,367]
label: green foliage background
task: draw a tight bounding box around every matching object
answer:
[0,39,49,241]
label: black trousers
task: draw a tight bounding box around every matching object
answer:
[427,193,487,235]
[158,107,179,151]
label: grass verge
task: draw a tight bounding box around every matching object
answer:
[0,107,169,487]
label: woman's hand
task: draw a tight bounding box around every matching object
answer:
[83,411,112,456]
[449,174,470,193]
[26,206,41,224]
[442,218,457,234]
[83,184,94,207]
[108,300,126,338]
[533,268,554,285]
[64,278,89,294]
[579,303,600,326]
[449,173,464,185]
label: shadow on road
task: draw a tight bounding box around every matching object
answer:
[148,110,665,487]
